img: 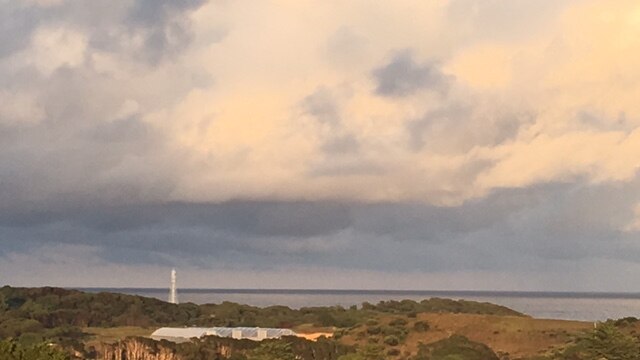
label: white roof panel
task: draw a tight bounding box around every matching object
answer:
[151,327,209,338]
[151,327,296,340]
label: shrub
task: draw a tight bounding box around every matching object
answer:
[388,318,408,327]
[558,323,640,360]
[366,326,381,335]
[0,340,70,360]
[386,348,400,356]
[413,321,430,332]
[383,335,399,346]
[367,337,380,344]
[414,335,499,360]
[247,341,295,360]
[613,317,639,327]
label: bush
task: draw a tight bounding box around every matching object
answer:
[383,335,399,346]
[386,348,400,356]
[359,344,385,360]
[366,326,381,335]
[333,329,345,340]
[558,322,640,360]
[246,341,296,360]
[0,340,70,360]
[613,317,639,327]
[413,321,430,332]
[365,319,379,326]
[388,318,408,327]
[414,335,499,360]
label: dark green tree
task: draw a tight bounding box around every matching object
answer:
[0,340,69,360]
[413,335,499,360]
[558,322,640,360]
[247,341,295,360]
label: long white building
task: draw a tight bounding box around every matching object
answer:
[151,327,297,342]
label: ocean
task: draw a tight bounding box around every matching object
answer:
[79,288,640,322]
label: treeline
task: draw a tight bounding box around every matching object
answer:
[360,298,521,317]
[97,335,344,360]
[98,334,502,360]
[0,287,199,328]
[0,286,523,339]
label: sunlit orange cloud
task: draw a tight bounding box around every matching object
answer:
[132,0,640,205]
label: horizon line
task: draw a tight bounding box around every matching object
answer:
[67,287,640,297]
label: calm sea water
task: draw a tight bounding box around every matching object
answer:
[79,288,640,322]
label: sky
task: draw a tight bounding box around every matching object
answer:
[2,0,640,291]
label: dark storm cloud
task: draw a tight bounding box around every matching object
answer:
[0,201,355,269]
[0,201,353,238]
[2,180,640,273]
[373,50,451,97]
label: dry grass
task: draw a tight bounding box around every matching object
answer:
[342,313,594,359]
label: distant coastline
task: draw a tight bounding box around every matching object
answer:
[72,288,640,322]
[74,288,640,299]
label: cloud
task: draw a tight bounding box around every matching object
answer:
[475,129,640,190]
[0,0,212,69]
[2,0,640,289]
[126,0,209,63]
[321,134,360,155]
[446,0,574,43]
[2,181,640,290]
[372,50,452,97]
[302,87,342,126]
[0,2,42,58]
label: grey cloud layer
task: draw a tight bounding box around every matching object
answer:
[3,181,639,279]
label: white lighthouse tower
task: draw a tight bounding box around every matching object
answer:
[169,268,178,304]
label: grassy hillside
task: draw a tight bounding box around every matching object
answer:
[337,312,594,359]
[3,286,640,360]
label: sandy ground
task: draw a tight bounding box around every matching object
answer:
[296,332,334,341]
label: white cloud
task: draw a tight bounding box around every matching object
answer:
[29,26,87,75]
[0,90,44,125]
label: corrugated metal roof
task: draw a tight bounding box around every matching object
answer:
[151,327,296,340]
[152,327,209,338]
[208,327,296,338]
